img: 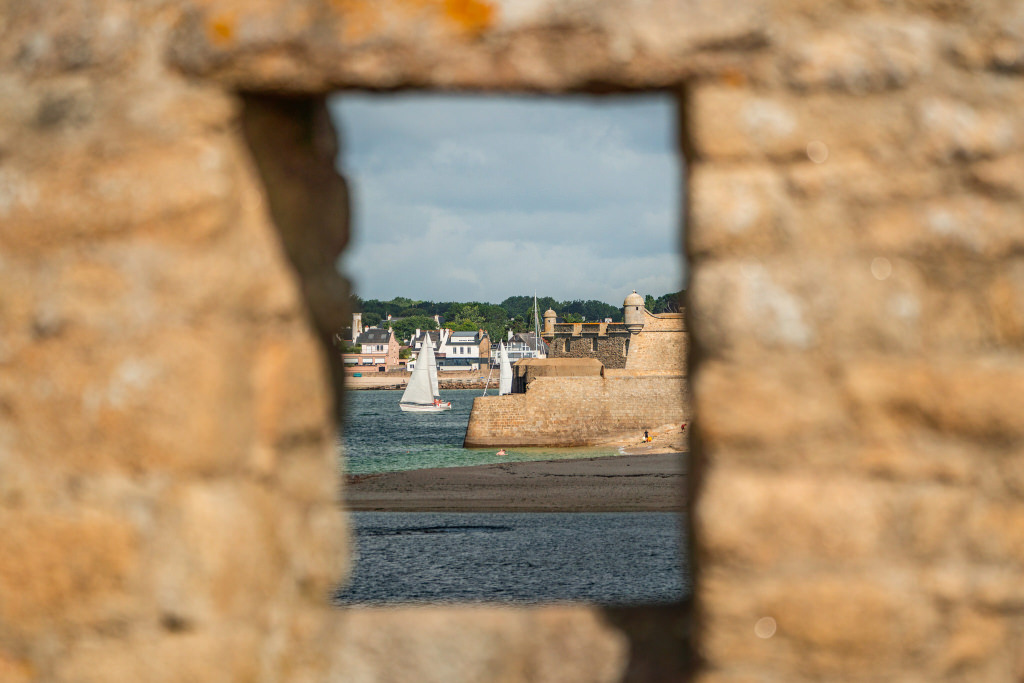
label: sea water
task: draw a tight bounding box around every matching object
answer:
[341,388,621,475]
[337,388,688,605]
[335,511,689,605]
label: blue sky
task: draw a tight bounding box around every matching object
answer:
[329,93,685,306]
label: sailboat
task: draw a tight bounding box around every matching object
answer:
[399,332,452,412]
[498,341,513,395]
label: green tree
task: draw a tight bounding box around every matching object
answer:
[362,311,381,327]
[390,315,438,344]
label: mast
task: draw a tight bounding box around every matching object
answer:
[533,292,540,357]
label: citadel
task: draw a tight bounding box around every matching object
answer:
[465,291,689,447]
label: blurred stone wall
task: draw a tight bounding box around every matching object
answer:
[2,0,1022,681]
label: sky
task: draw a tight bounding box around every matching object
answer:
[328,93,686,307]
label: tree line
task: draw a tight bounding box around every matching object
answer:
[352,291,684,344]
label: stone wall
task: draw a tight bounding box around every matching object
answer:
[546,311,687,370]
[3,0,1024,681]
[464,373,689,447]
[560,335,630,368]
[624,311,687,373]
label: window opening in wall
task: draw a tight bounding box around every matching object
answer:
[328,93,688,606]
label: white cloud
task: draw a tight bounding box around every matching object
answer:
[330,93,687,305]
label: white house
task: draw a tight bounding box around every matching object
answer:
[440,330,490,371]
[491,331,547,364]
[409,328,450,354]
[409,328,490,371]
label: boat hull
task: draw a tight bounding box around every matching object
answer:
[399,402,452,413]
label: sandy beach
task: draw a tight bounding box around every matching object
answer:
[344,451,687,512]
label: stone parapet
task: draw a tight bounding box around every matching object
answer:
[464,374,689,448]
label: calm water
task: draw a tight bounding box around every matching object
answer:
[341,389,620,475]
[337,388,688,605]
[335,512,689,605]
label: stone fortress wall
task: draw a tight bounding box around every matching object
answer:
[555,331,630,369]
[464,374,688,448]
[3,0,1024,681]
[466,302,688,447]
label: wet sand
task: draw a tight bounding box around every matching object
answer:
[344,452,687,512]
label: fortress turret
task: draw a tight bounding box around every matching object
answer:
[543,308,557,334]
[352,312,363,344]
[624,290,645,334]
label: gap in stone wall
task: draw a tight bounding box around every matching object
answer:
[324,91,692,607]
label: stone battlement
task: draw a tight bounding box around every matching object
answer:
[464,373,688,448]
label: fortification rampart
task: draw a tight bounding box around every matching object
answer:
[625,311,687,373]
[464,373,688,447]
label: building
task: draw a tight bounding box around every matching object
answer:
[409,327,448,353]
[410,328,491,371]
[490,331,548,364]
[465,290,688,446]
[341,327,400,370]
[444,330,491,371]
[335,313,401,370]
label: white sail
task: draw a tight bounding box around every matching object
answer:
[400,337,435,406]
[423,332,440,398]
[498,342,513,395]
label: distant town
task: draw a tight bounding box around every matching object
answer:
[336,292,682,373]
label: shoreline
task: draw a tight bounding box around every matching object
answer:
[344,452,686,512]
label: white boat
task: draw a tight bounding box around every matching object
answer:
[400,332,451,412]
[498,342,513,396]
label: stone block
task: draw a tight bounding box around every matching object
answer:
[12,326,256,475]
[986,258,1024,346]
[968,153,1024,198]
[690,256,932,357]
[889,484,971,560]
[252,332,331,453]
[333,605,628,683]
[933,609,1012,678]
[696,468,886,569]
[55,628,265,683]
[783,18,936,93]
[688,260,816,354]
[152,482,285,625]
[0,139,237,251]
[853,434,976,486]
[689,87,913,163]
[861,196,1024,259]
[915,97,1019,161]
[966,501,1024,566]
[0,649,32,683]
[0,510,138,634]
[695,360,848,449]
[689,165,790,258]
[166,0,770,91]
[842,356,1024,442]
[698,571,938,678]
[768,576,937,677]
[784,155,946,204]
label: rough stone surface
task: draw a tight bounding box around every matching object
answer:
[3,0,1024,681]
[467,308,688,447]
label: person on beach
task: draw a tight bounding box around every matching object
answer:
[643,430,650,443]
[681,422,687,432]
